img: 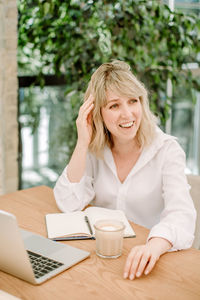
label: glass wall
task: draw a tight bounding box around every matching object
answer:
[19,86,71,188]
[175,0,200,15]
[171,87,200,174]
[167,0,200,174]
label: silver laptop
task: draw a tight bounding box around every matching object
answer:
[0,210,90,285]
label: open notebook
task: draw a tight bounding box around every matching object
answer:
[45,207,136,240]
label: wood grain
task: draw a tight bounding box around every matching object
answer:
[0,186,200,300]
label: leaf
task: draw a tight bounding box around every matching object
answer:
[43,2,50,15]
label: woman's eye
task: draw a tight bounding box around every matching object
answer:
[130,99,137,104]
[109,104,118,109]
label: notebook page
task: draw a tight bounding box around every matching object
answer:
[45,211,90,239]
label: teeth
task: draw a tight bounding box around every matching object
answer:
[119,121,134,128]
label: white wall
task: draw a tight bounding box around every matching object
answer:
[0,0,18,194]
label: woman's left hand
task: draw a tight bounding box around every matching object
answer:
[123,237,172,280]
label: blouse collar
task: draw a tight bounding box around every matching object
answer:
[103,127,177,179]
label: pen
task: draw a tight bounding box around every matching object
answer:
[84,216,93,235]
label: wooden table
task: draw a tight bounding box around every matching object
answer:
[0,186,200,300]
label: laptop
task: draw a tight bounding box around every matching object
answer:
[0,210,90,285]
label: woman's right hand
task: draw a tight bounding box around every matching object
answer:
[76,94,94,148]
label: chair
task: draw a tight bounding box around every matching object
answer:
[187,174,200,250]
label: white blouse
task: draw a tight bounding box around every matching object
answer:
[54,128,196,250]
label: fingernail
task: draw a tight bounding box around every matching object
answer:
[145,270,149,275]
[123,272,128,279]
[136,272,141,277]
[129,274,134,280]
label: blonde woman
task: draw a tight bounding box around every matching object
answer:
[54,60,196,280]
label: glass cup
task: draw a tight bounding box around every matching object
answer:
[94,219,125,258]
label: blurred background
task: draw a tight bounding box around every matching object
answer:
[16,0,200,189]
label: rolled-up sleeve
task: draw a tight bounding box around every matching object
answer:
[53,155,95,212]
[148,140,196,250]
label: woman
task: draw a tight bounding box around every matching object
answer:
[54,60,196,280]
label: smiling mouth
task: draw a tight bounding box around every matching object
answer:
[119,121,134,128]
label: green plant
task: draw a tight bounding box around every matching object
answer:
[18,0,200,161]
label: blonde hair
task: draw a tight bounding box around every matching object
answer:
[84,60,156,157]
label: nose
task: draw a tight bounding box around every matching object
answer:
[120,104,132,118]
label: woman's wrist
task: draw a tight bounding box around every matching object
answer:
[76,140,90,152]
[148,237,172,254]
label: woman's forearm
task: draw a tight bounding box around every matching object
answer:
[66,142,88,183]
[67,95,94,183]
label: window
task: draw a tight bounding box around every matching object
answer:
[165,0,200,174]
[19,85,72,188]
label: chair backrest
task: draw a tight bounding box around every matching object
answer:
[187,174,200,250]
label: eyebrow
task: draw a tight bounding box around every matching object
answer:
[107,97,138,103]
[107,99,120,103]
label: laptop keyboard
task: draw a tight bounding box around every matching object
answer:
[27,250,64,279]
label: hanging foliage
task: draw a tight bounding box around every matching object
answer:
[18,0,200,159]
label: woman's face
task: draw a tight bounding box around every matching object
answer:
[101,89,142,145]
